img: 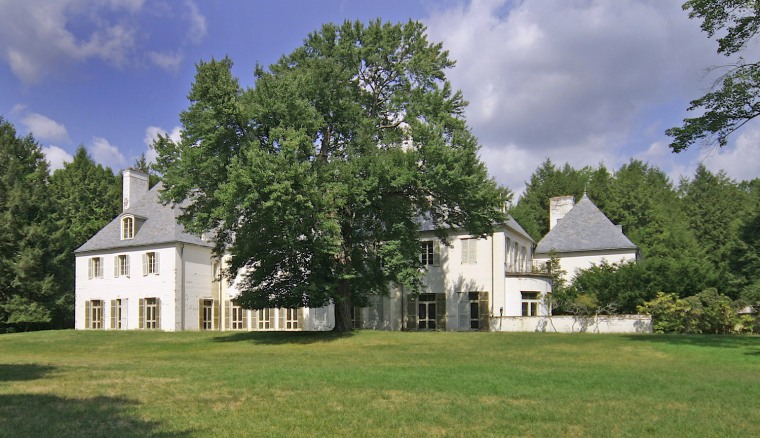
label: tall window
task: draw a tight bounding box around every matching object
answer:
[115,255,130,277]
[200,299,219,330]
[417,293,438,330]
[143,252,159,275]
[121,216,134,240]
[521,292,541,316]
[231,304,245,330]
[461,238,477,264]
[420,240,440,266]
[284,308,299,330]
[110,299,123,329]
[257,308,272,330]
[85,300,103,329]
[141,298,159,329]
[88,257,104,279]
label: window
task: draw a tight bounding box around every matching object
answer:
[142,252,159,275]
[282,308,301,330]
[140,298,160,329]
[199,299,219,330]
[121,216,134,240]
[457,292,489,331]
[257,308,273,330]
[417,294,438,330]
[521,292,541,316]
[85,300,103,329]
[351,306,364,329]
[230,304,246,330]
[114,255,130,278]
[88,257,104,279]
[420,240,441,266]
[520,246,527,271]
[461,238,477,264]
[110,299,124,329]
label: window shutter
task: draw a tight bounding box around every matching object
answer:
[85,301,91,329]
[114,256,119,278]
[98,258,104,278]
[268,308,275,328]
[433,241,441,266]
[88,259,93,279]
[406,297,417,330]
[436,294,446,331]
[125,255,130,278]
[225,301,231,330]
[138,298,144,329]
[110,300,117,329]
[122,298,128,328]
[155,253,160,275]
[479,292,490,332]
[297,308,304,330]
[198,299,204,330]
[213,300,220,330]
[470,240,477,264]
[278,308,285,330]
[142,253,148,276]
[155,298,161,329]
[457,293,469,331]
[251,308,258,330]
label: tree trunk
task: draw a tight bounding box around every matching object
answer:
[333,280,352,332]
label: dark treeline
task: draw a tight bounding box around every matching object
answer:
[510,158,760,330]
[0,117,125,331]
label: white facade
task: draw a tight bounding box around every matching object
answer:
[533,249,637,281]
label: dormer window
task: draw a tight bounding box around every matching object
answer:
[122,216,134,240]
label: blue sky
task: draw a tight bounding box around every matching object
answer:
[2,0,758,195]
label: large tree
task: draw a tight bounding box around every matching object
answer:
[666,0,760,152]
[0,117,58,330]
[155,20,507,331]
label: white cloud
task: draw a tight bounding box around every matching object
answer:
[42,145,73,171]
[423,0,727,192]
[21,113,69,142]
[89,136,127,170]
[143,125,182,164]
[701,121,760,182]
[185,1,208,44]
[148,51,184,72]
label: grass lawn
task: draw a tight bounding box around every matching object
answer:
[1,330,758,437]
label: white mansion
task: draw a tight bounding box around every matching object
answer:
[75,170,648,333]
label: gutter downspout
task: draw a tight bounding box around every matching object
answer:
[180,243,185,330]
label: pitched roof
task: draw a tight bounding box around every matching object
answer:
[534,194,637,254]
[418,215,534,243]
[75,182,212,253]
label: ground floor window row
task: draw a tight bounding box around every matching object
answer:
[199,301,305,331]
[85,298,160,330]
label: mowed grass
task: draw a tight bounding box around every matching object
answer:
[1,330,758,437]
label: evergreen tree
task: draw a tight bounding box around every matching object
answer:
[0,117,58,330]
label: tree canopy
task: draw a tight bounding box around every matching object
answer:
[155,20,508,331]
[666,0,760,152]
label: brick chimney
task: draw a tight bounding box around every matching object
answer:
[122,168,149,211]
[549,195,574,230]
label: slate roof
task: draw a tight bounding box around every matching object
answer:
[534,194,637,254]
[75,182,212,253]
[418,215,534,243]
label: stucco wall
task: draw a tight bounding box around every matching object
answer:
[534,249,637,281]
[76,244,184,331]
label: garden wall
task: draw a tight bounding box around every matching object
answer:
[491,315,652,333]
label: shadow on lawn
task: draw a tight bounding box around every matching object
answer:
[0,363,56,381]
[622,334,760,355]
[0,394,190,437]
[212,330,354,344]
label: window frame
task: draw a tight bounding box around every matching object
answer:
[521,291,541,316]
[88,257,104,279]
[121,215,134,240]
[143,251,159,275]
[115,254,130,278]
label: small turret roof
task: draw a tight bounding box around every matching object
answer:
[75,182,212,253]
[535,194,636,254]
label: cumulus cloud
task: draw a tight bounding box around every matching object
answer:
[701,121,760,182]
[143,125,182,164]
[424,0,727,192]
[0,0,206,84]
[21,113,69,142]
[90,136,127,170]
[42,145,74,171]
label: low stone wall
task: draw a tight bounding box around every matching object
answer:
[491,315,652,333]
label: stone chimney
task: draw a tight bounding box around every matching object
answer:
[549,195,575,230]
[122,168,149,211]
